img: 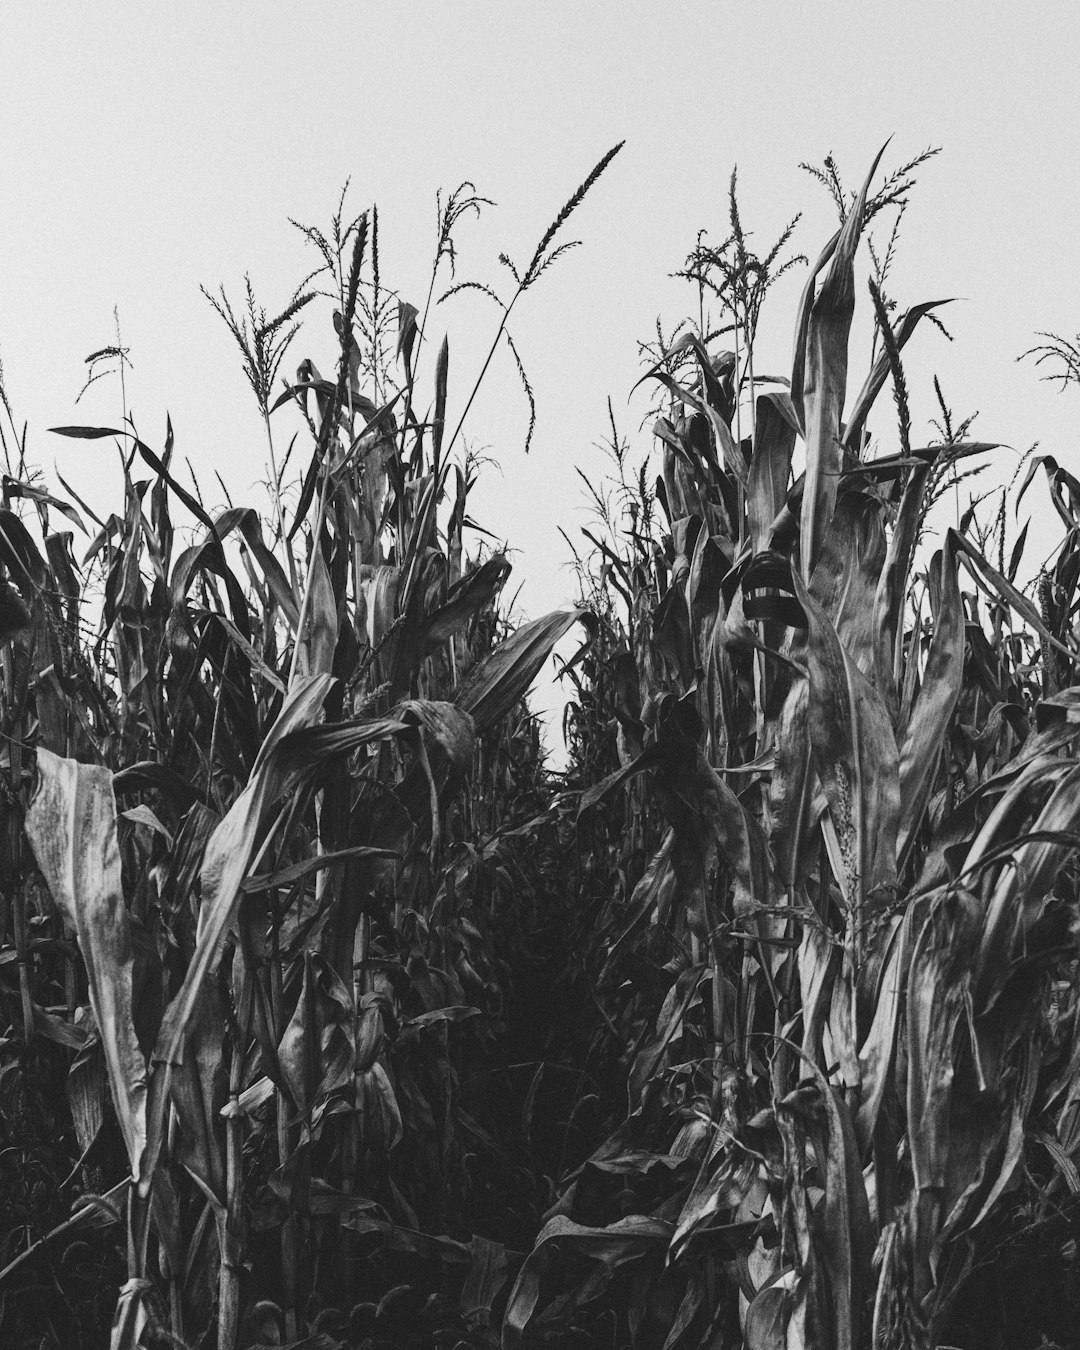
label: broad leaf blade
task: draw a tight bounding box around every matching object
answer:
[897,537,965,861]
[748,391,797,554]
[798,144,887,579]
[455,608,585,732]
[25,751,148,1178]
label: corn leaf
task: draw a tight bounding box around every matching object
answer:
[841,300,954,452]
[975,763,1080,1006]
[811,492,887,678]
[798,145,887,579]
[25,750,148,1179]
[897,537,965,862]
[423,553,511,652]
[295,539,338,681]
[747,391,797,554]
[794,569,900,939]
[503,1214,672,1347]
[455,608,585,732]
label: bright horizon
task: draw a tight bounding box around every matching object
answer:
[3,2,1078,756]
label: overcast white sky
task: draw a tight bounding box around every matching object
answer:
[2,3,1079,752]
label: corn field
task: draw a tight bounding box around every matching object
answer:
[2,145,1080,1350]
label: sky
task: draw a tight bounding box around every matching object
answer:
[2,3,1079,757]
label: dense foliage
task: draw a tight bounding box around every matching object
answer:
[2,145,1080,1350]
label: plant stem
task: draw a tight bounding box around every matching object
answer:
[218,993,247,1350]
[262,406,299,597]
[270,897,300,1342]
[442,291,521,463]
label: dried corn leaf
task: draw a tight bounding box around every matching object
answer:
[26,750,148,1178]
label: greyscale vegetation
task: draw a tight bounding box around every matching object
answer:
[1,143,1079,1350]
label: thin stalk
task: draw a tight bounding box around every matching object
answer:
[709,936,725,1113]
[287,461,335,690]
[109,1184,152,1350]
[262,406,299,596]
[746,331,756,443]
[269,894,299,1342]
[206,647,228,809]
[218,977,249,1350]
[343,912,370,1197]
[6,681,32,1042]
[733,303,741,454]
[442,292,521,464]
[13,876,33,1045]
[732,303,747,532]
[396,255,442,462]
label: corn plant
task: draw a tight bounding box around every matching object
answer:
[516,148,1080,1350]
[0,147,621,1350]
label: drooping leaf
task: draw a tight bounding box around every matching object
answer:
[951,528,1067,658]
[669,1126,758,1263]
[3,476,88,533]
[25,752,148,1178]
[396,300,420,367]
[975,762,1080,1007]
[0,508,48,589]
[340,1213,471,1264]
[502,1214,672,1348]
[400,699,476,775]
[841,300,954,452]
[241,843,400,893]
[208,506,300,629]
[423,553,511,652]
